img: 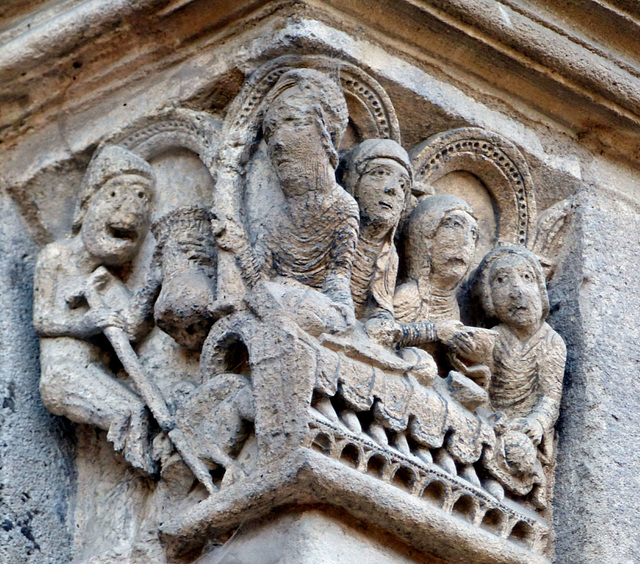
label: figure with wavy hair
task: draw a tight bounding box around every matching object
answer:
[215,68,359,334]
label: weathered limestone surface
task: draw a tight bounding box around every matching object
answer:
[2,2,640,563]
[199,510,438,564]
[0,193,74,564]
[553,188,640,563]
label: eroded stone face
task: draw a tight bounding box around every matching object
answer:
[80,175,152,266]
[489,253,544,333]
[33,56,572,563]
[352,158,409,228]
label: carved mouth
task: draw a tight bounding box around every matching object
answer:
[108,225,138,242]
[378,201,393,210]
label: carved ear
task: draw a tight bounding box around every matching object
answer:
[528,197,575,281]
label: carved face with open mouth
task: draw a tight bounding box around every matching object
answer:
[81,173,152,265]
[353,158,409,229]
[429,209,478,287]
[489,253,543,331]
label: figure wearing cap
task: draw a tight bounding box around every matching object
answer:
[34,145,158,474]
[341,139,414,347]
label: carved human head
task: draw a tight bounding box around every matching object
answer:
[262,68,348,194]
[475,245,549,330]
[342,139,412,230]
[403,194,478,287]
[74,145,155,266]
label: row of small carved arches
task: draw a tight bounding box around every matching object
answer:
[417,139,529,245]
[311,429,538,549]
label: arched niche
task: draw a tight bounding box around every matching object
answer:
[410,127,537,247]
[431,171,497,266]
[105,108,222,219]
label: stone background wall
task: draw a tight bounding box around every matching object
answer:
[0,194,75,564]
[553,188,640,563]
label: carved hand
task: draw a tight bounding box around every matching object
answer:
[87,307,127,333]
[212,214,248,253]
[450,327,497,362]
[87,265,117,291]
[365,316,403,348]
[435,319,464,346]
[85,266,132,335]
[509,416,544,446]
[333,301,356,334]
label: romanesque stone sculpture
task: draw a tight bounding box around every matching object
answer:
[151,206,217,351]
[393,194,496,409]
[215,68,359,336]
[474,245,566,507]
[32,55,569,561]
[393,195,485,352]
[342,138,411,325]
[34,145,158,474]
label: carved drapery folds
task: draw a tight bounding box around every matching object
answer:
[34,55,572,561]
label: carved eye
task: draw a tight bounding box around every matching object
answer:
[523,272,532,281]
[137,191,145,199]
[496,276,504,284]
[110,191,116,198]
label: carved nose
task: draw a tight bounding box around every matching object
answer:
[383,180,396,195]
[509,282,524,297]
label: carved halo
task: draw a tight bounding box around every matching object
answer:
[224,54,401,152]
[410,127,537,246]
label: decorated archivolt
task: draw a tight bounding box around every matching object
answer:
[33,55,573,558]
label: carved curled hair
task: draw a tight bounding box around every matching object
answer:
[473,245,550,322]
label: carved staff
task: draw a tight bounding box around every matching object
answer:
[86,267,217,495]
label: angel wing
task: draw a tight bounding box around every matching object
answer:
[528,197,575,280]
